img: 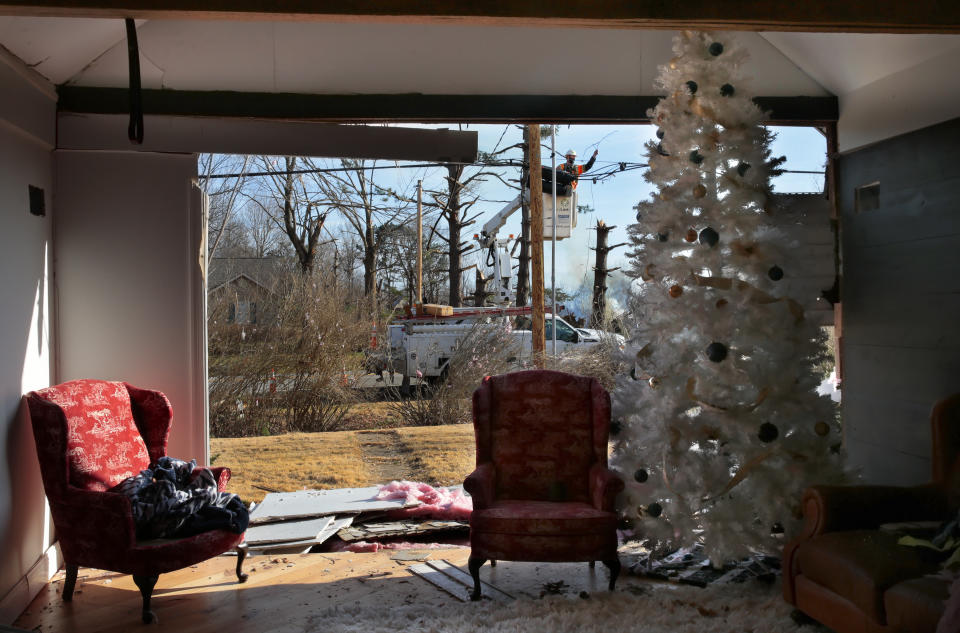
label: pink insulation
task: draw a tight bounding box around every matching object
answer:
[376,480,473,521]
[331,539,469,553]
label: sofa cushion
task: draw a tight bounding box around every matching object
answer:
[885,575,950,633]
[797,530,945,624]
[471,500,616,536]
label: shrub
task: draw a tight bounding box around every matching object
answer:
[208,272,371,437]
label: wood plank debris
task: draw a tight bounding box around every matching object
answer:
[408,563,470,602]
[249,487,420,525]
[408,560,513,602]
[426,559,514,601]
[338,520,467,542]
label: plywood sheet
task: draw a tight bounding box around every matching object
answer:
[249,487,419,525]
[248,516,355,553]
[245,516,334,546]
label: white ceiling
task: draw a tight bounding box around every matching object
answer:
[0,18,834,95]
[0,17,958,150]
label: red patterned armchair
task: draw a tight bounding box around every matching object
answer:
[464,370,624,600]
[24,379,247,624]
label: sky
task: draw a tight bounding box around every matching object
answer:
[393,123,827,316]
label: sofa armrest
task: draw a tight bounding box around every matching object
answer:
[202,466,232,492]
[799,484,949,537]
[589,464,624,512]
[782,483,950,606]
[464,463,495,511]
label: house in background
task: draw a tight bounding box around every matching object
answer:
[208,257,292,326]
[0,2,958,625]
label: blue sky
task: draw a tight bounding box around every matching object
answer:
[398,123,826,314]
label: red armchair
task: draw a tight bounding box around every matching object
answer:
[24,379,247,624]
[464,370,624,600]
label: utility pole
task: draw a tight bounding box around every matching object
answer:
[528,124,545,366]
[516,126,531,307]
[416,179,423,310]
[591,219,627,327]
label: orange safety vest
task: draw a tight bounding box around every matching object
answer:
[558,162,584,189]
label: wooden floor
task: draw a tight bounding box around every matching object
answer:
[14,547,646,632]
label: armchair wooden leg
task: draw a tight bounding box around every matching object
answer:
[62,564,79,601]
[236,546,249,583]
[132,574,159,624]
[468,556,487,601]
[602,557,621,591]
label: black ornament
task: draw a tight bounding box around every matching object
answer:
[686,80,698,94]
[617,517,634,531]
[647,503,663,518]
[768,265,784,281]
[657,232,669,242]
[634,469,649,483]
[657,142,670,157]
[629,366,639,380]
[656,129,665,139]
[689,150,704,165]
[635,210,643,222]
[610,420,623,436]
[758,422,779,443]
[705,342,728,363]
[771,522,785,534]
[698,226,719,247]
[720,83,735,97]
[709,42,724,56]
[737,162,751,177]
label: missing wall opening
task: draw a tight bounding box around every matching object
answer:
[855,181,879,214]
[28,185,45,217]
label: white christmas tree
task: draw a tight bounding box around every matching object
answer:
[612,31,846,563]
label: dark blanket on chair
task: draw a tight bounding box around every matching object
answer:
[111,457,249,540]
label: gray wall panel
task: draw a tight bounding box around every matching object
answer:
[838,117,960,485]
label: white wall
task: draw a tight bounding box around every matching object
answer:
[0,54,56,624]
[54,151,206,463]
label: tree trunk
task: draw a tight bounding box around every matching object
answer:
[592,220,612,326]
[363,217,377,302]
[446,164,465,307]
[473,269,490,307]
[591,220,626,327]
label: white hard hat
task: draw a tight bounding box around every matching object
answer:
[564,149,577,158]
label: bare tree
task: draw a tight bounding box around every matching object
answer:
[307,158,417,304]
[247,156,332,275]
[201,154,253,259]
[425,126,519,307]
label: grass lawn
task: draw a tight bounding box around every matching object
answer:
[210,423,474,504]
[395,425,476,487]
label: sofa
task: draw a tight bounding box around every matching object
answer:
[783,393,960,633]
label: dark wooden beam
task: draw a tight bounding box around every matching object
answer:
[1,1,959,32]
[56,87,839,124]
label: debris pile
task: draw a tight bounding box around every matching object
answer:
[627,543,780,587]
[242,482,470,554]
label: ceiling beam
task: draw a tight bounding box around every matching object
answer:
[0,1,958,33]
[56,113,480,160]
[56,87,839,125]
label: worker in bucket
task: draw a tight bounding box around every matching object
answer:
[558,148,598,189]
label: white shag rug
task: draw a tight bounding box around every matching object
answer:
[310,580,814,633]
